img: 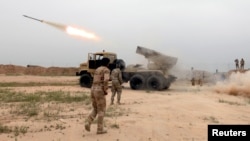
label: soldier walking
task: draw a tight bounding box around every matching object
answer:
[85,58,110,134]
[235,59,239,70]
[110,64,123,105]
[240,58,245,70]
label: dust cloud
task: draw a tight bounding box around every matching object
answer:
[214,71,250,97]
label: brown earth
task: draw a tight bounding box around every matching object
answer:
[0,65,249,141]
[0,64,78,76]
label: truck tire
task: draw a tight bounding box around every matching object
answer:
[79,73,93,88]
[163,81,171,90]
[146,75,164,90]
[129,74,145,90]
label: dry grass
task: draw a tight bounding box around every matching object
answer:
[0,79,128,138]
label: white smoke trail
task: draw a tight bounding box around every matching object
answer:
[43,21,66,31]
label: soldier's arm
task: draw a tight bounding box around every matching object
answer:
[118,69,123,84]
[103,68,110,94]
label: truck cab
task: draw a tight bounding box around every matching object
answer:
[76,51,122,88]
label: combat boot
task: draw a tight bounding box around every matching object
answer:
[85,117,93,132]
[96,116,107,134]
[96,128,107,134]
[84,121,91,132]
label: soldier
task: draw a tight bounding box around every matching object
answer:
[110,63,123,105]
[235,59,239,70]
[191,67,195,86]
[240,58,245,70]
[191,77,195,86]
[85,58,110,134]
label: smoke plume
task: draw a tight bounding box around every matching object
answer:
[43,21,66,31]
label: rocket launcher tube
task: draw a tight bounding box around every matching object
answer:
[136,46,178,70]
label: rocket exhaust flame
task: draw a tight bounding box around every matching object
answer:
[66,26,97,39]
[42,21,98,40]
[23,15,98,40]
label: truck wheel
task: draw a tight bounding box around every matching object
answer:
[163,81,171,90]
[146,76,164,90]
[130,74,145,90]
[80,73,93,88]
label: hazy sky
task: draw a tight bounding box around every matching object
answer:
[1,0,249,72]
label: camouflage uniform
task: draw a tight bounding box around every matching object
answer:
[85,66,110,134]
[110,68,123,105]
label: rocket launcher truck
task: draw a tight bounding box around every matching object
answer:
[76,46,177,90]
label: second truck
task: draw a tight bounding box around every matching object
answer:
[76,46,177,90]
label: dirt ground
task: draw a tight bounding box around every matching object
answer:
[0,64,78,76]
[0,74,249,141]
